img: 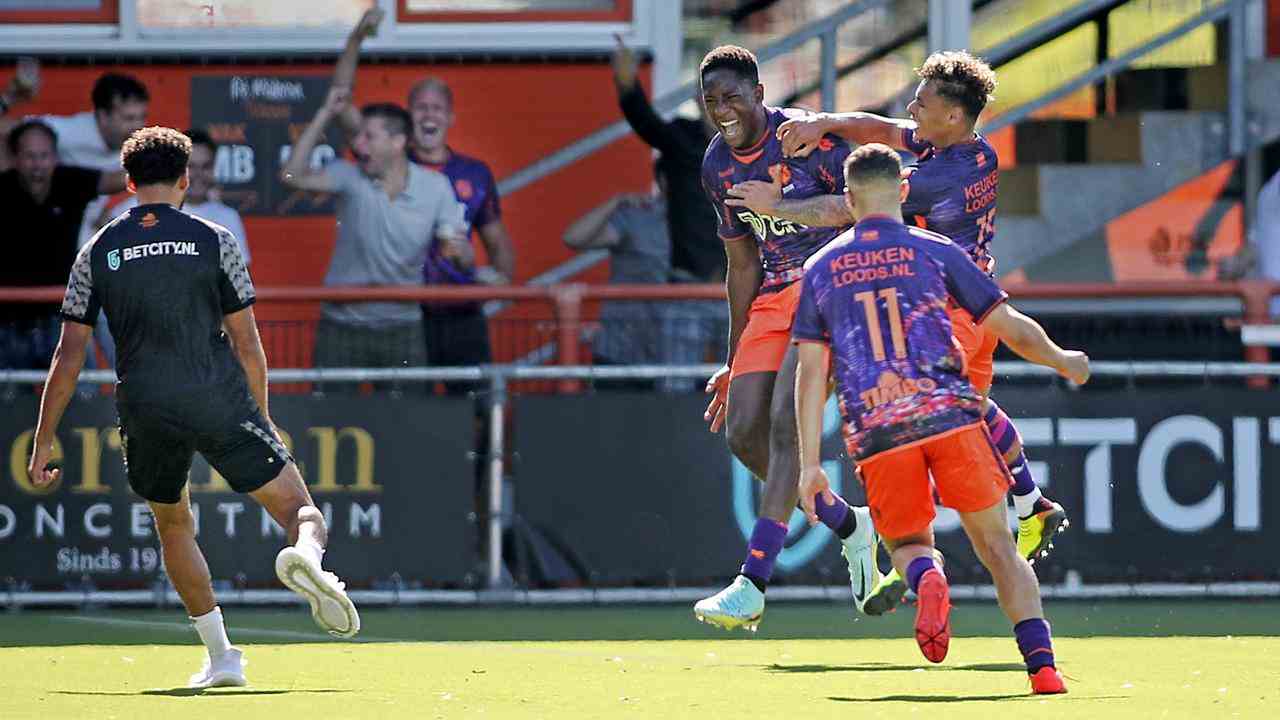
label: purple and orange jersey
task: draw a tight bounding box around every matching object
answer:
[701,107,852,291]
[900,127,999,270]
[791,216,1008,461]
[413,147,502,286]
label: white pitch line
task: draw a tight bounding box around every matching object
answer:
[48,614,406,643]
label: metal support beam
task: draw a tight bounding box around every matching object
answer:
[820,28,838,112]
[928,0,971,52]
[487,373,508,589]
[1228,0,1248,157]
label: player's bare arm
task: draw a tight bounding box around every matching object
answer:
[726,179,851,228]
[794,340,834,525]
[332,7,383,136]
[778,111,914,158]
[280,87,347,192]
[28,321,92,488]
[982,303,1091,385]
[223,306,271,419]
[705,237,762,433]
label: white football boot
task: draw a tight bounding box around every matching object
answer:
[694,575,765,632]
[188,647,247,689]
[275,546,361,638]
[842,505,882,615]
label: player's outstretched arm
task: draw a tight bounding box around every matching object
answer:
[280,87,347,193]
[224,306,270,419]
[794,340,833,524]
[982,303,1090,385]
[777,112,914,159]
[29,321,91,488]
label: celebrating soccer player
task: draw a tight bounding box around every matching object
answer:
[775,51,1068,612]
[793,143,1085,693]
[692,45,878,631]
[29,127,360,689]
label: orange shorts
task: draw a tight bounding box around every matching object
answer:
[729,282,803,381]
[857,424,1013,541]
[948,304,1000,394]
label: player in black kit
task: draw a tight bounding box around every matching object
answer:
[27,127,359,689]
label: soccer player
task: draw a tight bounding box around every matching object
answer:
[692,45,878,630]
[28,127,360,689]
[793,143,1083,693]
[775,51,1068,611]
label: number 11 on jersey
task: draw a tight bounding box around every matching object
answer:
[855,287,907,362]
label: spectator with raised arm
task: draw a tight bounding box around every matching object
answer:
[280,88,465,376]
[612,35,720,283]
[0,120,125,368]
[332,8,515,386]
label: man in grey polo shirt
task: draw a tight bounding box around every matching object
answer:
[282,89,465,371]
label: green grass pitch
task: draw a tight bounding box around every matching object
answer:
[2,601,1276,719]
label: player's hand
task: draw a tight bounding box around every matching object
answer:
[27,440,60,489]
[611,33,638,90]
[725,179,782,214]
[9,57,40,101]
[703,364,731,433]
[1057,350,1090,386]
[353,7,384,39]
[799,466,834,526]
[777,114,829,159]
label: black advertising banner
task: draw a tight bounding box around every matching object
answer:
[0,395,475,589]
[189,75,346,216]
[514,388,1280,586]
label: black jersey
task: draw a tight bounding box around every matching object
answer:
[61,203,257,407]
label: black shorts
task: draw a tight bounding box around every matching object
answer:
[118,399,294,504]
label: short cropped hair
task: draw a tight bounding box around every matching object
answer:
[184,128,217,155]
[917,50,996,120]
[121,127,192,186]
[409,78,454,110]
[700,45,760,85]
[7,119,56,156]
[361,103,412,138]
[843,143,903,189]
[92,73,150,113]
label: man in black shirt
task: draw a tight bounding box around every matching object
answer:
[27,127,360,689]
[0,120,124,368]
[612,35,722,282]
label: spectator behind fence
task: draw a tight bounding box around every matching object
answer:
[105,129,250,262]
[281,89,466,374]
[1,66,150,367]
[612,35,722,283]
[0,120,124,368]
[331,8,516,387]
[563,167,672,390]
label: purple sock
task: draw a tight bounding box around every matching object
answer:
[1014,618,1055,673]
[984,401,1037,497]
[813,492,858,539]
[740,518,788,588]
[905,555,938,593]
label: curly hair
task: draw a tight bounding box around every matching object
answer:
[917,50,996,120]
[843,143,903,189]
[121,126,192,186]
[700,44,759,85]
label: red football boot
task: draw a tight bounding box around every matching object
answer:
[913,568,951,663]
[1029,666,1068,694]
